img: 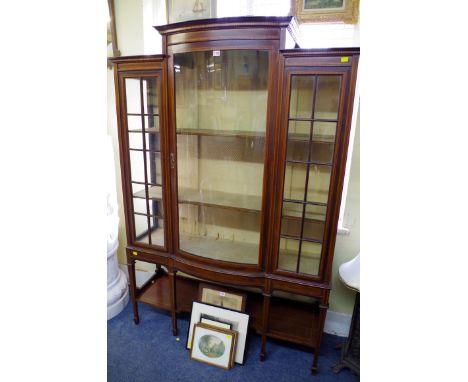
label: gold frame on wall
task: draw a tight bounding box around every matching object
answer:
[293,0,359,24]
[107,0,120,69]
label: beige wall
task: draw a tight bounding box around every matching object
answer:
[107,0,360,313]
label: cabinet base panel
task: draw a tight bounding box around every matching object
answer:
[136,272,320,348]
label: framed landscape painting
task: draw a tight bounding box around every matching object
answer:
[190,323,238,369]
[293,0,359,24]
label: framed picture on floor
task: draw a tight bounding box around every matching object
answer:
[187,302,249,365]
[198,282,247,312]
[200,314,233,330]
[190,323,238,369]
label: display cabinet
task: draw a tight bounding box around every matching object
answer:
[111,16,359,374]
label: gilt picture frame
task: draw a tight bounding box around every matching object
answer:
[293,0,359,24]
[187,302,249,365]
[190,323,238,369]
[198,282,247,312]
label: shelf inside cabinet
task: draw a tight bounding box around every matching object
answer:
[177,128,265,139]
[179,234,259,264]
[287,133,335,144]
[134,186,262,213]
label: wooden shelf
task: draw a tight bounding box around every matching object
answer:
[177,128,265,138]
[177,128,333,144]
[180,234,259,264]
[135,186,262,213]
[128,128,160,134]
[138,273,319,347]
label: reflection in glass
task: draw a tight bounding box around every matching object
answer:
[289,75,315,119]
[278,238,299,273]
[149,218,165,246]
[126,75,165,248]
[143,77,159,114]
[125,78,141,114]
[147,151,162,185]
[313,121,336,142]
[133,197,147,214]
[134,214,149,244]
[299,242,321,275]
[314,76,341,120]
[174,50,269,264]
[127,115,142,131]
[283,163,307,201]
[278,73,343,276]
[144,115,159,132]
[129,150,145,183]
[307,165,331,204]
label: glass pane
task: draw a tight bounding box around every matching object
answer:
[289,75,315,119]
[299,242,321,275]
[128,132,143,150]
[305,204,327,221]
[146,151,162,185]
[307,165,332,204]
[144,114,159,133]
[143,78,159,114]
[174,50,269,264]
[280,216,301,238]
[179,206,261,263]
[134,214,149,244]
[288,120,310,139]
[129,150,145,183]
[131,182,145,197]
[127,115,142,131]
[278,238,299,272]
[133,197,147,214]
[125,78,141,114]
[147,185,163,200]
[148,199,164,217]
[314,76,341,120]
[310,142,334,164]
[313,121,336,142]
[129,132,160,151]
[280,214,325,242]
[146,132,161,151]
[303,219,325,242]
[282,201,303,218]
[283,163,307,201]
[149,217,164,246]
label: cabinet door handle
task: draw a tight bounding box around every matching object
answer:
[170,153,175,169]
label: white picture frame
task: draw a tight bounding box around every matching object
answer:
[187,301,249,364]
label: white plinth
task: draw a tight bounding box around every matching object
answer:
[107,237,129,320]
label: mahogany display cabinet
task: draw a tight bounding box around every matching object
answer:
[111,16,359,374]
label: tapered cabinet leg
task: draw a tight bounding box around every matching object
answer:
[311,303,328,374]
[127,257,139,325]
[169,270,178,336]
[260,292,271,362]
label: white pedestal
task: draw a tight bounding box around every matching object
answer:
[107,136,128,320]
[107,236,129,320]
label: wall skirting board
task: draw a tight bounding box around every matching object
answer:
[324,310,352,337]
[119,267,352,337]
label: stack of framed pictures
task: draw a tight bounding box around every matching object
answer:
[187,284,250,369]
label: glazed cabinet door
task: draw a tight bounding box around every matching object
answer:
[273,54,357,281]
[171,49,271,268]
[118,70,169,252]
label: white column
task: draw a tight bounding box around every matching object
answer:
[107,136,129,320]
